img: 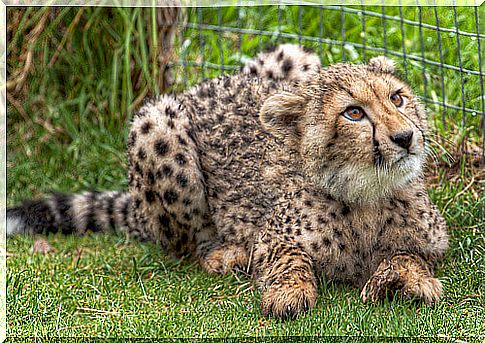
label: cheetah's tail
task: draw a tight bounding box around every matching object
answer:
[6,191,131,236]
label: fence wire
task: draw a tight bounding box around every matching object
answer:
[168,5,484,163]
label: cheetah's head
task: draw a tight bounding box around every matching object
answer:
[260,56,428,205]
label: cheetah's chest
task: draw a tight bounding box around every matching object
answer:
[295,198,400,285]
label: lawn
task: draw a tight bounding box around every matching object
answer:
[6,6,485,338]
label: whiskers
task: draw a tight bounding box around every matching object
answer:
[425,132,455,166]
[374,158,392,186]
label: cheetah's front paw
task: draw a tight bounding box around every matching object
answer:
[361,259,401,303]
[261,279,317,320]
[361,254,443,305]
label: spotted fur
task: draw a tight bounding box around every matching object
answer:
[7,44,448,319]
[242,44,320,82]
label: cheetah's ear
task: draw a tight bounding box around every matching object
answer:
[367,56,395,74]
[260,92,306,143]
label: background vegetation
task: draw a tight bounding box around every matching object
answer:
[7,6,484,338]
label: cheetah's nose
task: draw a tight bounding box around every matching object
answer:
[390,130,413,150]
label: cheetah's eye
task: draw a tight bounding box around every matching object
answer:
[390,93,403,107]
[342,107,365,121]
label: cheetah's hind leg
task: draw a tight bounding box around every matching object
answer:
[128,95,215,257]
[199,244,249,275]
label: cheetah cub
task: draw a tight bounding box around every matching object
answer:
[8,45,448,319]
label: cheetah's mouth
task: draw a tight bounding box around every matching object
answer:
[393,151,416,165]
[375,141,424,174]
[384,151,424,185]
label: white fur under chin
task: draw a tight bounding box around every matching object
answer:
[314,154,424,205]
[6,215,26,236]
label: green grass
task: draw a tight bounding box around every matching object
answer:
[6,228,485,337]
[6,6,485,338]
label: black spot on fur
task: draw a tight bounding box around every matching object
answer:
[167,120,175,129]
[127,131,137,148]
[134,179,142,190]
[158,214,170,227]
[176,172,189,188]
[317,216,327,225]
[134,197,142,209]
[163,225,173,240]
[162,164,173,178]
[303,200,313,207]
[134,162,142,175]
[163,189,179,205]
[322,237,331,246]
[396,199,409,209]
[336,264,346,273]
[146,170,155,185]
[249,65,258,75]
[137,148,147,160]
[266,70,274,79]
[177,135,187,146]
[182,197,192,207]
[333,228,343,238]
[175,153,187,166]
[166,107,176,118]
[302,64,309,71]
[183,212,192,221]
[311,242,320,252]
[277,50,284,61]
[225,225,235,236]
[338,242,346,251]
[141,122,152,134]
[197,87,208,98]
[134,108,146,118]
[223,77,232,88]
[304,223,313,231]
[154,139,170,156]
[282,59,293,75]
[341,206,350,216]
[145,190,156,204]
[351,229,360,239]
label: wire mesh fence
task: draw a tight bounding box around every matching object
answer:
[167,5,484,164]
[5,6,484,165]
